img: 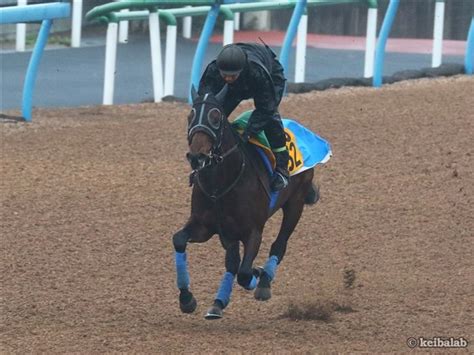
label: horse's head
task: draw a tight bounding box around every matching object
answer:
[186,85,229,171]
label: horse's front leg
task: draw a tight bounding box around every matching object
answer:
[237,230,262,290]
[173,221,213,314]
[205,238,240,320]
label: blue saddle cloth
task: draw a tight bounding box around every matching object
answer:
[232,111,332,211]
[232,111,331,175]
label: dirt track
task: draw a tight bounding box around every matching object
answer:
[1,76,473,353]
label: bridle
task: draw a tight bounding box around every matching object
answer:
[187,86,246,201]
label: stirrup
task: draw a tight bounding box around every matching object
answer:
[270,171,289,191]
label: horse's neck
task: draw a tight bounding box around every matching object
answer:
[220,123,238,153]
[217,124,242,173]
[199,124,242,191]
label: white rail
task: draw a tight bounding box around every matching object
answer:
[432,1,445,67]
[295,13,307,83]
[364,7,378,78]
[119,9,130,43]
[15,0,27,52]
[103,23,118,105]
[71,0,82,47]
[149,11,164,102]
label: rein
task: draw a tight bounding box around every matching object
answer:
[238,144,272,201]
[196,154,246,202]
[189,133,246,202]
[230,127,273,201]
[189,126,272,203]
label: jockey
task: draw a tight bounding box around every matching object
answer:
[198,43,289,192]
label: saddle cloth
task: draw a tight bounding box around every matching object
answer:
[231,110,332,176]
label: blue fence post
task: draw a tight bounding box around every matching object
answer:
[373,0,400,87]
[189,3,221,102]
[22,19,53,121]
[465,17,474,75]
[280,0,307,80]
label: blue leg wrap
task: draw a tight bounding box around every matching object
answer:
[175,252,190,289]
[215,272,235,308]
[263,255,279,281]
[245,275,257,290]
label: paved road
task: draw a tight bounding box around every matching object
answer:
[0,32,465,111]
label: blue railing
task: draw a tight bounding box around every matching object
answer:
[279,0,308,79]
[373,0,399,87]
[465,17,474,75]
[0,2,71,121]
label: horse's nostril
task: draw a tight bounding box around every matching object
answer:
[186,153,200,170]
[187,152,210,170]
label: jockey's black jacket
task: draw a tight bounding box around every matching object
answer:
[198,43,286,134]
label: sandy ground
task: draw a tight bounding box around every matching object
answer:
[1,76,473,353]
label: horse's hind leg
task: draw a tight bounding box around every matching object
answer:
[255,190,307,301]
[205,239,240,320]
[173,220,213,314]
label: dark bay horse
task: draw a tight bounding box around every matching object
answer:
[173,85,319,319]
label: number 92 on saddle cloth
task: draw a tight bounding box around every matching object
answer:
[232,110,332,176]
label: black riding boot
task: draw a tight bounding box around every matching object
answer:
[271,149,290,191]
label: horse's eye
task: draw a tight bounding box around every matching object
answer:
[188,108,196,125]
[207,108,222,129]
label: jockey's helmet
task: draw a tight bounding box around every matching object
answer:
[216,44,246,76]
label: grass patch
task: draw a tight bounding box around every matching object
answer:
[0,34,71,47]
[25,34,70,46]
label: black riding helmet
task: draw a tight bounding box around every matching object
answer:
[216,44,247,76]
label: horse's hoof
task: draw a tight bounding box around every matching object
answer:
[179,296,197,313]
[254,272,272,301]
[204,305,223,320]
[254,287,272,301]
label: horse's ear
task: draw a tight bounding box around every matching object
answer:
[215,84,228,105]
[191,85,199,103]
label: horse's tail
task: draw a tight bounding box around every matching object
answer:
[304,183,320,205]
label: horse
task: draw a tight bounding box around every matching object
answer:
[172,84,320,319]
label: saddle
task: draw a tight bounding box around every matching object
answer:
[231,110,332,177]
